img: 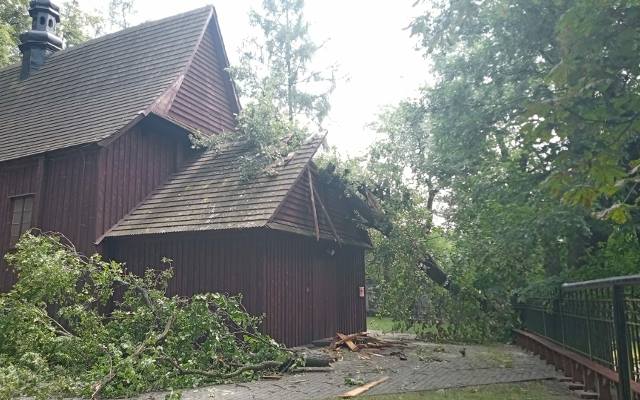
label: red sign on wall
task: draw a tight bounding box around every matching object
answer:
[359,286,365,298]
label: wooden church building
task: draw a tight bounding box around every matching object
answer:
[0,1,369,346]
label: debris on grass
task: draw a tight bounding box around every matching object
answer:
[344,376,366,386]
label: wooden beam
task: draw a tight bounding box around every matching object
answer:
[307,169,320,241]
[33,156,46,227]
[339,376,389,398]
[314,188,342,245]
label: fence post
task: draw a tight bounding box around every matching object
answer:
[584,290,593,359]
[558,289,566,347]
[612,284,632,400]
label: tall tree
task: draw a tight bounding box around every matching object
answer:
[0,0,104,67]
[232,0,336,132]
[407,0,640,278]
[0,0,29,67]
[322,0,640,341]
[60,0,103,47]
[201,0,336,181]
[108,0,136,30]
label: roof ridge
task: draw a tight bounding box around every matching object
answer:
[0,5,214,75]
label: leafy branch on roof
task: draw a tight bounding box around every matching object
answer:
[191,0,335,181]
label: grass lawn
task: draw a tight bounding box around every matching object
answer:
[367,316,414,333]
[342,381,572,399]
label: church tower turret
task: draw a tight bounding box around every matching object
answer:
[19,0,63,79]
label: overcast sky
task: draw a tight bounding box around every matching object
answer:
[83,0,430,157]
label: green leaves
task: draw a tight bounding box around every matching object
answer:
[0,233,287,398]
[198,0,334,182]
[0,0,28,67]
[0,0,105,68]
[231,0,336,132]
[359,0,640,340]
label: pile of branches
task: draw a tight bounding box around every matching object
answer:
[0,233,290,399]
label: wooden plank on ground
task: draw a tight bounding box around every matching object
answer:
[334,332,360,346]
[339,376,389,398]
[337,332,359,352]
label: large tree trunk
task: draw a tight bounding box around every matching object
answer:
[318,165,461,295]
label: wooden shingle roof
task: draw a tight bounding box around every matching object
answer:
[103,136,324,238]
[0,6,218,162]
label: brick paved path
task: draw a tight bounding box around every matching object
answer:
[137,335,562,399]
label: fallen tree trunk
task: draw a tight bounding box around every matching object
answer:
[335,177,458,294]
[303,354,333,367]
[318,165,494,310]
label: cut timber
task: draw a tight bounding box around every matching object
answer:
[314,189,342,244]
[337,332,359,352]
[332,332,402,352]
[300,352,334,367]
[339,376,389,398]
[291,366,334,373]
[307,169,321,241]
[334,332,364,347]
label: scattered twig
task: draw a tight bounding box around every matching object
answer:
[33,306,75,338]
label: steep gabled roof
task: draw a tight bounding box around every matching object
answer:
[0,6,231,163]
[103,136,325,238]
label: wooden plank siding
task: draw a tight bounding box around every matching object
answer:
[270,167,370,247]
[96,123,191,238]
[0,122,192,292]
[105,229,366,346]
[105,230,266,317]
[168,23,237,136]
[39,148,100,254]
[0,146,100,291]
[0,158,40,290]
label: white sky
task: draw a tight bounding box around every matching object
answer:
[82,0,430,157]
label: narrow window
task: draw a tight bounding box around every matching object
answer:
[10,195,34,245]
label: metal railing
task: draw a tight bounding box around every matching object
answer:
[518,274,640,400]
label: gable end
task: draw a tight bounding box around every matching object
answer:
[167,20,238,136]
[269,167,371,247]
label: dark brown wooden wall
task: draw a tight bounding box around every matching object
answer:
[96,124,189,238]
[168,23,237,135]
[270,167,370,246]
[39,149,100,256]
[0,147,100,291]
[263,230,366,345]
[0,158,39,291]
[0,121,192,292]
[106,231,266,316]
[106,229,366,346]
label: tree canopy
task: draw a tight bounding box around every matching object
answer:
[231,0,336,131]
[325,0,640,341]
[0,0,122,69]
